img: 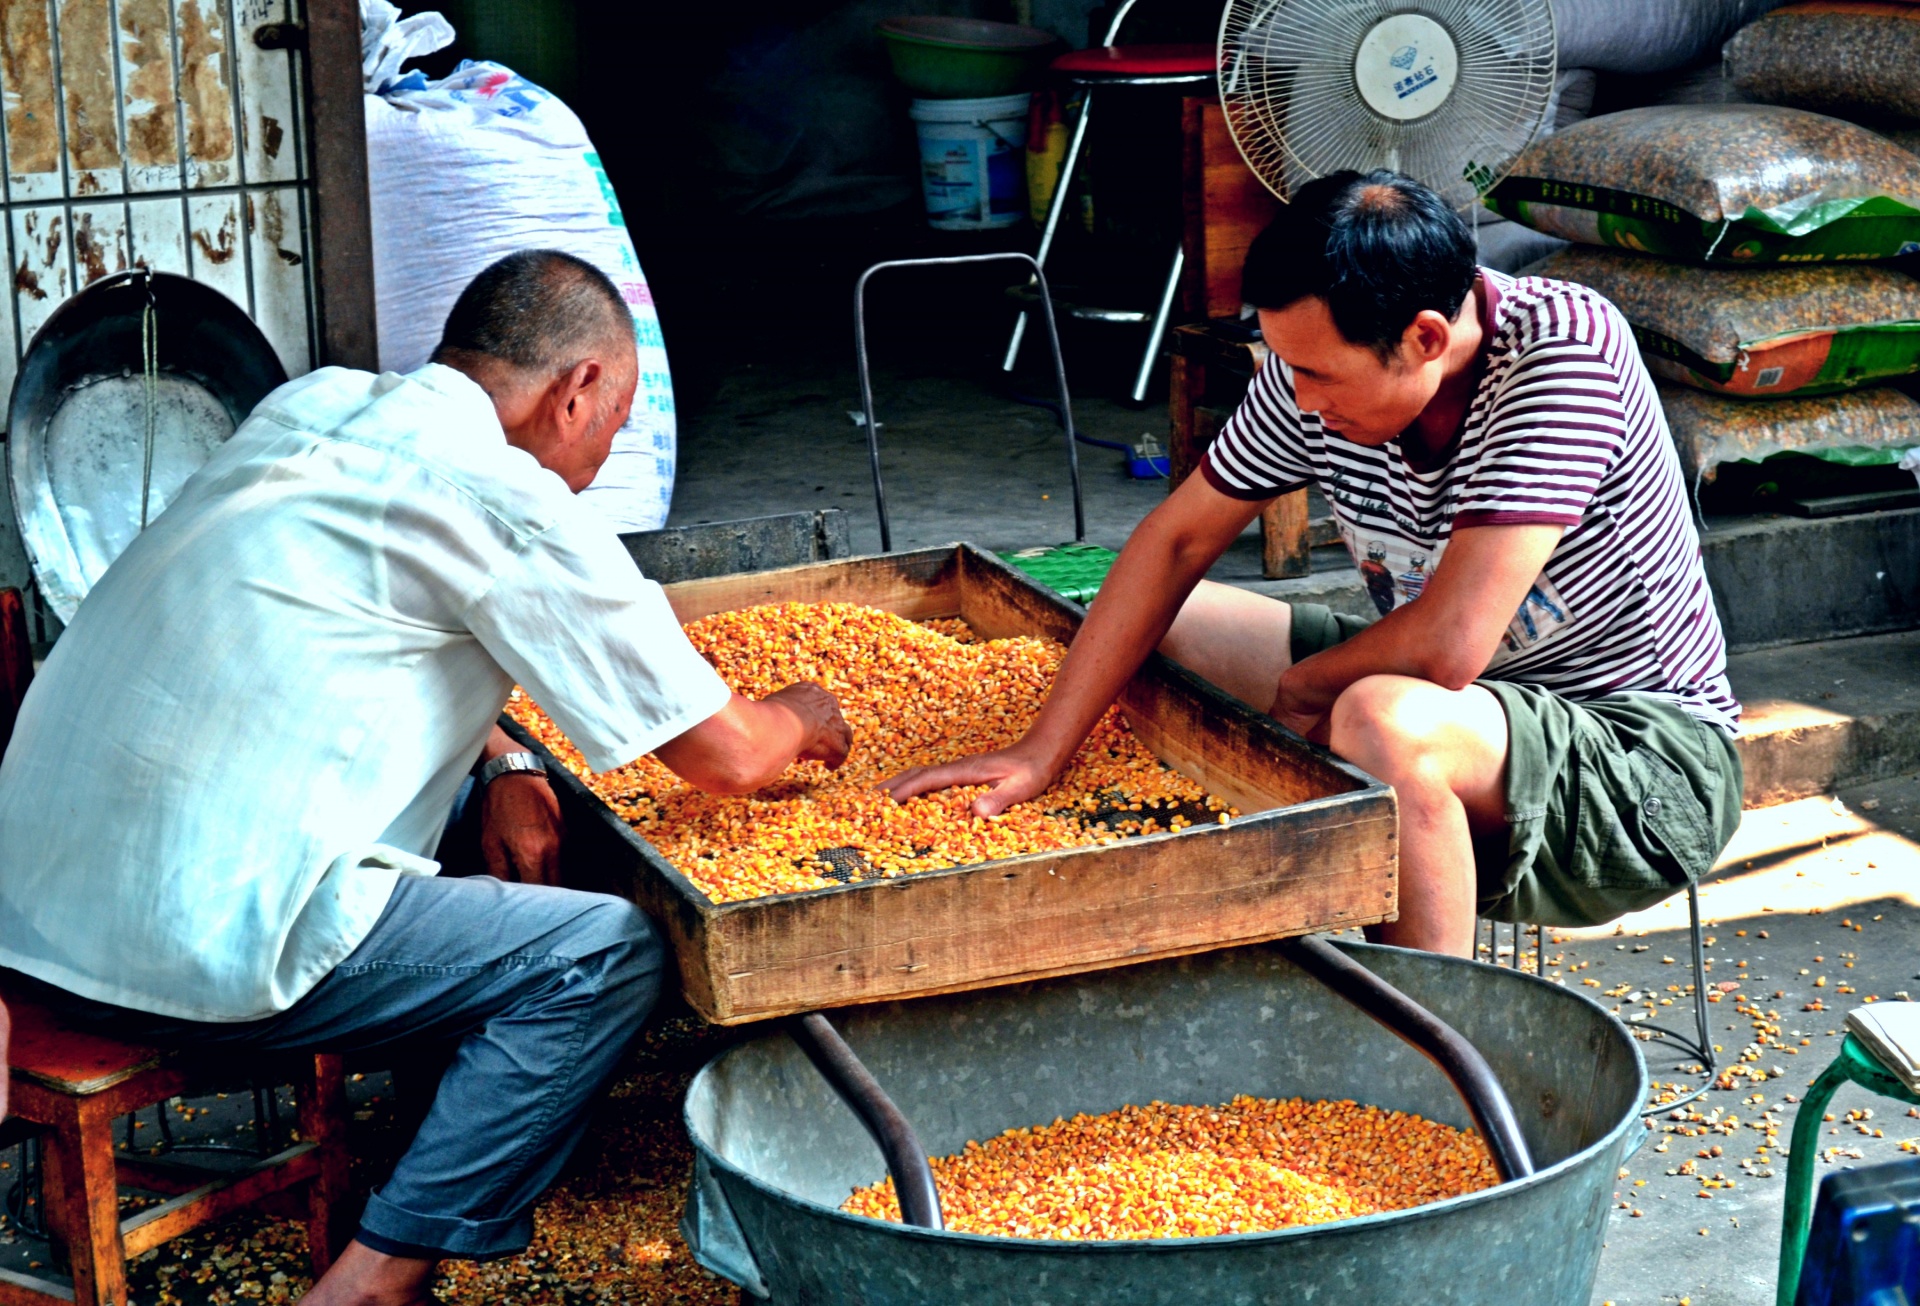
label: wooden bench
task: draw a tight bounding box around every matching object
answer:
[0,985,349,1306]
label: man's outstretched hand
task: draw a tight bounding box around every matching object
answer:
[766,682,853,770]
[880,744,1056,818]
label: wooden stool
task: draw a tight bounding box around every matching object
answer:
[1168,321,1336,579]
[0,988,350,1306]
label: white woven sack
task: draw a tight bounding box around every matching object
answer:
[360,0,674,532]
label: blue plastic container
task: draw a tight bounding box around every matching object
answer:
[1797,1157,1920,1305]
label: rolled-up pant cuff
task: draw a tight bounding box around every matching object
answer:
[357,1188,533,1261]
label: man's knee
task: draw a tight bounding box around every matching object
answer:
[562,895,665,1023]
[1330,675,1445,766]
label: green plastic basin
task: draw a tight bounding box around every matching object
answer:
[877,17,1059,98]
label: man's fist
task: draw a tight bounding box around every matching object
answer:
[480,773,565,886]
[766,682,853,770]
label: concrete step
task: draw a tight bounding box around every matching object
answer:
[1731,627,1920,807]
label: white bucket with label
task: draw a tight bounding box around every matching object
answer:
[909,94,1031,230]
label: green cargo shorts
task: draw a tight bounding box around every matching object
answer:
[1290,602,1744,928]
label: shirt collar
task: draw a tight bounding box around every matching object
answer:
[404,363,508,443]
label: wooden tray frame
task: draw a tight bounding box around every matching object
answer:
[510,544,1397,1025]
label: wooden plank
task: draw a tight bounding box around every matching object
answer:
[1260,488,1311,580]
[41,1098,127,1306]
[1197,98,1281,321]
[534,544,1397,1025]
[296,1053,348,1274]
[705,798,1396,1022]
[1167,352,1204,489]
[119,1144,318,1256]
[304,0,377,370]
[0,1266,75,1303]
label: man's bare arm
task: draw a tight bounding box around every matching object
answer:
[882,474,1263,815]
[655,683,852,795]
[1271,522,1564,739]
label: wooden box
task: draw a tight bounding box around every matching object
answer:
[517,545,1397,1025]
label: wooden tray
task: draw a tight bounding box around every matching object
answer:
[512,544,1398,1025]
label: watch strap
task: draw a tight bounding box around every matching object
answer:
[479,751,547,786]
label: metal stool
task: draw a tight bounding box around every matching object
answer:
[1482,879,1718,1115]
[1776,1034,1920,1305]
[1002,0,1214,404]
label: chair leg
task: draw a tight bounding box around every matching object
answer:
[1004,89,1095,373]
[297,1054,351,1277]
[1778,1056,1852,1306]
[1129,241,1186,404]
[39,1101,128,1306]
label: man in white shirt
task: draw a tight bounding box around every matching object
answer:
[0,251,848,1306]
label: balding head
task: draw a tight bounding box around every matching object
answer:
[435,251,639,492]
[1240,170,1477,361]
[433,249,635,385]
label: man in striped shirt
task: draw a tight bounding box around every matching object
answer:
[887,170,1743,956]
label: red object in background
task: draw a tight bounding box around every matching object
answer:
[0,588,31,759]
[1051,43,1216,79]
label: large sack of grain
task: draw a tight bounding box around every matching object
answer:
[360,0,676,533]
[1660,383,1920,484]
[1524,247,1920,396]
[1486,106,1920,263]
[1727,2,1920,125]
[1551,0,1789,73]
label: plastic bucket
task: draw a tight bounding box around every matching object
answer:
[909,94,1030,231]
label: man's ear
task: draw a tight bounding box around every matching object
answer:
[556,359,603,429]
[1403,310,1452,365]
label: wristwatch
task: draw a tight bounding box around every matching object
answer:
[479,751,547,787]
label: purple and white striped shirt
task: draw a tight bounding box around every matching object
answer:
[1203,268,1739,731]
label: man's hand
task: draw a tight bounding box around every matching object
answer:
[764,682,852,769]
[479,773,565,886]
[880,742,1056,818]
[1267,679,1333,745]
[655,682,853,794]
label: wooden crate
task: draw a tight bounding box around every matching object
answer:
[517,545,1397,1025]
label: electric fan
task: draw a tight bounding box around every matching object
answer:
[1218,0,1557,211]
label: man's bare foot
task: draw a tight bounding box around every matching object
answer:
[298,1240,436,1306]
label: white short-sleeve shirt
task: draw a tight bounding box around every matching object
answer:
[0,364,730,1022]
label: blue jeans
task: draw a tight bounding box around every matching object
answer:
[37,873,664,1259]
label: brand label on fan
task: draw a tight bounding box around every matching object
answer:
[1353,13,1458,123]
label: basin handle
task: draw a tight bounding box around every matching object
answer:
[1279,935,1537,1183]
[790,1012,946,1230]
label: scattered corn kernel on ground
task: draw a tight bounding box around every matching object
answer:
[841,1096,1498,1240]
[505,602,1236,902]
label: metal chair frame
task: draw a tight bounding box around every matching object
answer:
[1482,880,1718,1116]
[1002,0,1210,403]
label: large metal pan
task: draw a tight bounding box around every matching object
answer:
[8,271,287,622]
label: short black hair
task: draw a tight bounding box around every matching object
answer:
[1239,171,1477,360]
[432,250,633,376]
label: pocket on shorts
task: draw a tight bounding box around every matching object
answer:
[1606,743,1718,889]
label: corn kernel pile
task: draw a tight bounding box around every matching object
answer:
[505,602,1235,903]
[842,1096,1499,1240]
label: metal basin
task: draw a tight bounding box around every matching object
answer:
[683,941,1646,1304]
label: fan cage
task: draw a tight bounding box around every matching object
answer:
[1217,0,1556,212]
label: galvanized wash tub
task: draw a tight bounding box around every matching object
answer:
[682,940,1646,1305]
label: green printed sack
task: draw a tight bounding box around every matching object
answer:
[1658,383,1920,484]
[1524,247,1920,396]
[1487,105,1920,264]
